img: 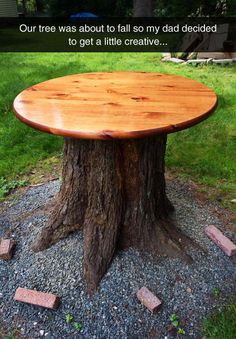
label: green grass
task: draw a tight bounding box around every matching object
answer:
[203,303,236,338]
[0,52,236,208]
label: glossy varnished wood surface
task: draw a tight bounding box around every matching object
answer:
[13,72,218,139]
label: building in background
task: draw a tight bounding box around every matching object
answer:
[0,0,18,17]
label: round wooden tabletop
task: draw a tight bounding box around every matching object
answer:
[13,72,218,140]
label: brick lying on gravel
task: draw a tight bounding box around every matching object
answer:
[14,287,60,309]
[137,287,162,313]
[0,238,16,260]
[205,225,236,257]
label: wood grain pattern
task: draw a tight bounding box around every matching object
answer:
[13,72,218,139]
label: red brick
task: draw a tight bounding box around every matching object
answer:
[205,225,236,257]
[0,239,16,260]
[14,287,60,310]
[137,287,162,313]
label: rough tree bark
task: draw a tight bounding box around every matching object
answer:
[133,0,154,17]
[32,136,192,293]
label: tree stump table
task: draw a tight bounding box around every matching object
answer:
[13,72,217,293]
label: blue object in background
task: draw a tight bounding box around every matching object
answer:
[70,12,98,20]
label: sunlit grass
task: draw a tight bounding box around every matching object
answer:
[203,303,236,339]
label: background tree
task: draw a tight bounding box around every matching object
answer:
[35,0,44,12]
[133,0,154,17]
[47,0,131,16]
[154,0,236,16]
[21,0,26,14]
[17,0,236,16]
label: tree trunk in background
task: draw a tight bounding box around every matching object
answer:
[133,0,154,17]
[32,136,192,293]
[22,0,27,14]
[35,0,44,12]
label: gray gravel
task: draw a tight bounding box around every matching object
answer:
[0,179,236,339]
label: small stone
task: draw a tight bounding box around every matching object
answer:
[205,225,236,256]
[137,287,162,313]
[33,321,38,326]
[230,199,236,203]
[187,287,192,293]
[39,330,44,336]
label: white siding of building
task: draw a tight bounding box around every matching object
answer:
[0,0,18,17]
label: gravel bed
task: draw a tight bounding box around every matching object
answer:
[0,179,236,339]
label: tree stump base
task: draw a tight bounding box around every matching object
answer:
[32,136,193,293]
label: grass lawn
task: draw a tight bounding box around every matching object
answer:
[0,52,235,338]
[203,302,236,338]
[0,52,236,211]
